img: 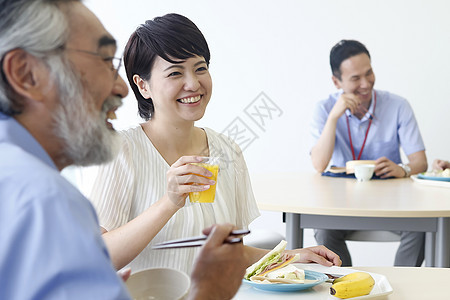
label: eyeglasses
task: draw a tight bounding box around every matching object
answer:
[64,47,122,79]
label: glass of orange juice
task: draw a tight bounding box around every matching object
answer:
[189,157,220,203]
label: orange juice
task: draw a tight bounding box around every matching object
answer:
[189,163,219,203]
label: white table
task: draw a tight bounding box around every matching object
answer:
[234,264,449,299]
[250,172,450,267]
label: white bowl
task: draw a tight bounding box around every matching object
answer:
[354,164,375,182]
[346,160,377,174]
[125,267,190,300]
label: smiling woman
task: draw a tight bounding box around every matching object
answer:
[82,13,261,274]
[136,55,212,125]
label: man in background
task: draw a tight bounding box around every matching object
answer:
[0,1,246,299]
[309,39,427,267]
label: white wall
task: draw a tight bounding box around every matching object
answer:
[83,0,450,266]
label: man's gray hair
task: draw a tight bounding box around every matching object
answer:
[0,0,78,115]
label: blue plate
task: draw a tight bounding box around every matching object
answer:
[242,270,328,292]
[417,173,450,182]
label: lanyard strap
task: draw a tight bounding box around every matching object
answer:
[346,91,377,160]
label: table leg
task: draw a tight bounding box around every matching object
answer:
[435,217,450,267]
[425,232,435,267]
[285,213,302,249]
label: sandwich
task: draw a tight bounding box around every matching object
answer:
[244,240,305,284]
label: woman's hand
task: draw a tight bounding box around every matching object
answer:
[165,156,216,207]
[285,245,342,267]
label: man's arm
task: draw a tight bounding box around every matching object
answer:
[406,150,427,175]
[310,115,339,172]
[311,93,362,172]
[374,150,427,178]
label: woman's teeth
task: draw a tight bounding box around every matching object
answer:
[178,95,201,104]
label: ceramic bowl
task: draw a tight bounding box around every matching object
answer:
[125,267,190,300]
[354,164,375,182]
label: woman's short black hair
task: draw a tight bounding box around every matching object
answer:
[330,39,370,80]
[123,13,210,121]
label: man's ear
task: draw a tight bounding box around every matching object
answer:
[133,74,152,99]
[2,49,47,102]
[331,75,342,89]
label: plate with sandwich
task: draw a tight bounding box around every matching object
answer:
[417,169,450,182]
[243,240,328,292]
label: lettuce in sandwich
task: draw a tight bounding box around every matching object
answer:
[244,240,301,282]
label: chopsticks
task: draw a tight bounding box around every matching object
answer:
[152,229,250,250]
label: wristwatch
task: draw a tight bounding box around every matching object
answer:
[398,163,411,177]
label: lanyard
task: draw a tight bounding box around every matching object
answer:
[345,91,377,160]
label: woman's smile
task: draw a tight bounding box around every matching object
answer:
[177,94,202,104]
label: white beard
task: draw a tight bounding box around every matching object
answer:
[49,55,122,166]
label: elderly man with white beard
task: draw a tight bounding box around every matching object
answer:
[0,1,249,299]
